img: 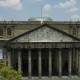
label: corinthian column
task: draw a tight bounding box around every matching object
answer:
[38,49,42,78]
[8,50,11,67]
[18,50,22,72]
[3,48,7,66]
[76,49,78,74]
[59,49,62,77]
[28,49,31,78]
[78,49,80,76]
[49,49,52,78]
[68,49,72,77]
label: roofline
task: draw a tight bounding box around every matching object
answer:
[0,21,80,25]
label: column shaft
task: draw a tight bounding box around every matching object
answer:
[8,50,11,67]
[68,49,72,77]
[73,48,75,70]
[49,49,52,78]
[38,49,41,78]
[76,49,78,73]
[3,48,7,66]
[59,49,62,77]
[78,49,80,76]
[18,51,22,71]
[28,49,31,78]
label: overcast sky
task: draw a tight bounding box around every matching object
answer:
[0,0,80,21]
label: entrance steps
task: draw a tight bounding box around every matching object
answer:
[22,76,80,80]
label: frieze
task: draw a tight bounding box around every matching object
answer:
[56,43,65,48]
[7,42,80,49]
[65,44,73,48]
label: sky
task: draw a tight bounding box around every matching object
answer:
[0,0,80,21]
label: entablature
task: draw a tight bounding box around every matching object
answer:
[5,42,80,49]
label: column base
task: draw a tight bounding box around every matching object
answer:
[29,76,32,79]
[68,75,71,77]
[59,74,62,77]
[39,74,42,78]
[49,76,52,79]
[39,76,42,79]
[48,74,52,78]
[78,74,80,77]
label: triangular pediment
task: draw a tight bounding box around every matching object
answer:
[8,24,80,43]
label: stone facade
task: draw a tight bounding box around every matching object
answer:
[0,21,80,42]
[1,20,80,80]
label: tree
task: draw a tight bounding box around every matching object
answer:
[0,60,22,80]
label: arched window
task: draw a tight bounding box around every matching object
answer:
[7,27,12,36]
[0,28,3,36]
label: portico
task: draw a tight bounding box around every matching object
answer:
[3,42,80,78]
[3,24,80,79]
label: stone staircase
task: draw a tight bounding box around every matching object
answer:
[22,76,80,80]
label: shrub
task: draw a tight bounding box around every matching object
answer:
[0,60,22,80]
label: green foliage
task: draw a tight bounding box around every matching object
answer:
[0,60,5,69]
[0,60,22,80]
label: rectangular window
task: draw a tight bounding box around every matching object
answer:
[7,28,12,36]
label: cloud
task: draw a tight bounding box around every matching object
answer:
[54,0,76,8]
[71,14,80,20]
[0,16,4,21]
[0,0,22,10]
[28,0,43,2]
[66,7,78,12]
[53,0,78,12]
[33,0,42,2]
[43,4,51,12]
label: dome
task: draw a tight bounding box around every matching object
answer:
[28,17,53,21]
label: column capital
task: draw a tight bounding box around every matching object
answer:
[17,47,22,51]
[49,48,52,50]
[38,48,42,51]
[7,46,12,50]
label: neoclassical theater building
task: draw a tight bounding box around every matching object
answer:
[1,17,80,79]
